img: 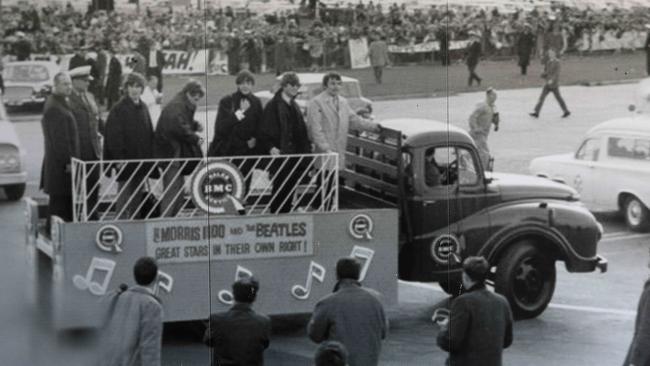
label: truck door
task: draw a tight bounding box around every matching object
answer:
[455,145,492,219]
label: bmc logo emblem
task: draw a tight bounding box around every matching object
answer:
[349,214,374,240]
[96,224,123,253]
[190,161,245,215]
[431,234,461,264]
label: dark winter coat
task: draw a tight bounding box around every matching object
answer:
[624,279,650,366]
[40,94,79,196]
[208,91,263,157]
[153,93,202,160]
[258,90,311,155]
[105,56,123,109]
[465,40,482,68]
[516,32,536,66]
[437,284,513,366]
[103,96,155,181]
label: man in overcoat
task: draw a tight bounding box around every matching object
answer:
[465,33,482,87]
[99,257,163,366]
[367,33,390,84]
[40,72,79,223]
[154,80,205,217]
[258,72,311,213]
[516,24,536,75]
[308,258,388,366]
[436,256,513,366]
[68,66,102,218]
[104,72,155,219]
[204,277,271,366]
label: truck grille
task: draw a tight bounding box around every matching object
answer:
[4,86,33,102]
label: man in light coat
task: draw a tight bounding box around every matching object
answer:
[367,33,390,84]
[468,87,499,169]
[306,72,380,207]
[99,257,163,366]
[308,257,388,366]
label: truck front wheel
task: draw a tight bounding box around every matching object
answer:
[495,241,556,319]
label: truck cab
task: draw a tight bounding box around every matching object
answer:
[342,118,607,318]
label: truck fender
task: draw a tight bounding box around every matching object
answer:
[478,223,575,267]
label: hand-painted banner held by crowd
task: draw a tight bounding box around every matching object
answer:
[146,216,314,264]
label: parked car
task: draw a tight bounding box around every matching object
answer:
[254,73,373,116]
[529,115,650,231]
[0,98,27,200]
[2,61,61,110]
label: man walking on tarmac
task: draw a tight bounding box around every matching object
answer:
[529,49,570,119]
[436,256,513,366]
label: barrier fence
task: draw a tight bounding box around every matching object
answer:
[71,153,339,222]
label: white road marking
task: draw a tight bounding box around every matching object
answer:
[601,233,650,242]
[399,280,637,318]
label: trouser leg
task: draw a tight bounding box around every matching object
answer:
[550,86,569,113]
[534,85,551,114]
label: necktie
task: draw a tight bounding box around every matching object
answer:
[333,96,339,112]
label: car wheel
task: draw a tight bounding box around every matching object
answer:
[5,184,26,201]
[495,241,556,319]
[623,196,650,232]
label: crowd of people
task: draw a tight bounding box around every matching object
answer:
[3,2,650,74]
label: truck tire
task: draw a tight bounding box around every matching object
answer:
[623,196,650,232]
[4,184,26,201]
[495,241,556,319]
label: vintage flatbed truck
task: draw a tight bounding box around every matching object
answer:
[26,118,607,328]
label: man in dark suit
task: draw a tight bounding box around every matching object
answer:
[529,49,570,118]
[644,24,650,76]
[40,72,79,222]
[105,41,123,110]
[258,72,311,213]
[68,66,102,219]
[436,256,513,366]
[204,277,271,366]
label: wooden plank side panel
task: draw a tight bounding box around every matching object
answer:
[345,153,399,179]
[341,170,399,196]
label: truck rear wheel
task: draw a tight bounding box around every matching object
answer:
[495,241,556,319]
[623,196,650,232]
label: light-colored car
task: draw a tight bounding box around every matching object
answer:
[2,61,61,109]
[0,98,27,200]
[529,115,650,231]
[254,73,373,116]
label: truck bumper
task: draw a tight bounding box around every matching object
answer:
[595,255,608,273]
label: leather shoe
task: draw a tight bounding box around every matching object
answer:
[562,111,571,118]
[529,112,539,118]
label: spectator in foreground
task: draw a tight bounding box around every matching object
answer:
[623,247,650,366]
[99,257,163,366]
[308,257,388,366]
[204,277,271,366]
[315,341,348,366]
[436,256,513,366]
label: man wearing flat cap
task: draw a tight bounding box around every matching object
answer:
[69,66,102,218]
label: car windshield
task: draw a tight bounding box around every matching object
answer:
[3,64,50,82]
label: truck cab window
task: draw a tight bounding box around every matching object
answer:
[425,147,457,187]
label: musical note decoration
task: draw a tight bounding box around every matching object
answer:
[153,271,174,296]
[218,265,253,305]
[291,261,326,300]
[72,257,116,296]
[350,246,375,282]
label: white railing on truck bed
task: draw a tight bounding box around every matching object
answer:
[71,153,339,222]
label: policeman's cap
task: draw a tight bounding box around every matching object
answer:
[69,66,94,81]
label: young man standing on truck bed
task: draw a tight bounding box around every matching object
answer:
[306,72,381,209]
[258,72,312,213]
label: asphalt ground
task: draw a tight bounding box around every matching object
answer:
[159,51,648,106]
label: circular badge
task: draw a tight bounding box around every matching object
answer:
[349,214,374,240]
[96,224,124,253]
[190,161,245,215]
[430,234,461,264]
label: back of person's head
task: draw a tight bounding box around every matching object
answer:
[236,70,255,85]
[181,79,205,97]
[232,277,260,304]
[322,72,342,86]
[280,72,300,88]
[123,72,146,89]
[133,257,158,286]
[462,256,490,283]
[336,258,361,281]
[314,340,348,366]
